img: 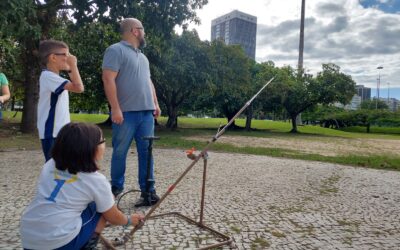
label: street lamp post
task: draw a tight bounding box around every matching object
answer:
[376,66,383,109]
[387,82,390,110]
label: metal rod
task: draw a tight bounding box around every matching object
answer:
[122,76,275,244]
[199,156,208,225]
[99,234,117,250]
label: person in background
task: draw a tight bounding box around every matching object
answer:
[0,72,10,121]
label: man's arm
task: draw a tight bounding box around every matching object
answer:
[103,69,124,124]
[150,79,161,119]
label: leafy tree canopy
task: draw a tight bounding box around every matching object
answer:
[206,40,252,127]
[258,63,356,133]
[0,0,208,132]
[152,30,211,129]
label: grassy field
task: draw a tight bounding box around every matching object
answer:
[340,126,400,135]
[1,112,399,170]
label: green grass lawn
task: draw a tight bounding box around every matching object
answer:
[340,126,400,135]
[164,116,400,139]
[1,112,399,170]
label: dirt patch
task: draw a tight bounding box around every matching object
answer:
[186,135,400,157]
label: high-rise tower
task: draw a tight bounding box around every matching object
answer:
[211,10,257,59]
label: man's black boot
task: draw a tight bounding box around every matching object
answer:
[134,191,160,207]
[111,185,123,197]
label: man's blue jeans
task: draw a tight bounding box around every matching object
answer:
[111,111,155,193]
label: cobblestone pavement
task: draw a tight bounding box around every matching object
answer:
[1,148,400,249]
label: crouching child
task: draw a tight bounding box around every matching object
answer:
[20,122,144,249]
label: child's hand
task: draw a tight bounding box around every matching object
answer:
[130,213,145,226]
[66,53,78,69]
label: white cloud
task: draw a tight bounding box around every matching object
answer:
[181,0,400,91]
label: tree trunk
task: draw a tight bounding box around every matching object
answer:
[226,112,237,129]
[290,114,298,133]
[366,123,370,133]
[245,104,253,131]
[11,96,15,111]
[166,105,178,129]
[21,47,39,133]
[98,105,112,126]
[98,116,112,126]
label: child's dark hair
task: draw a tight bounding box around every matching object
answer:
[38,40,68,67]
[52,122,103,174]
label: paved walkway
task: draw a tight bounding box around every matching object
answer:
[1,149,400,249]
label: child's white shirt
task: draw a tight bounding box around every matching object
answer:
[37,70,70,139]
[20,159,114,249]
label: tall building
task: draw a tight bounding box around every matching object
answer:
[211,10,257,59]
[355,85,371,101]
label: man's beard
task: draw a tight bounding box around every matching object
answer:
[139,37,147,49]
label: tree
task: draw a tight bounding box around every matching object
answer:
[207,40,252,128]
[360,99,388,110]
[244,60,261,131]
[152,30,210,129]
[334,110,391,133]
[263,63,356,133]
[302,105,346,127]
[50,21,120,113]
[253,61,283,110]
[0,0,208,133]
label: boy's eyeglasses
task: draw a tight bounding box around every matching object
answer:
[98,139,106,145]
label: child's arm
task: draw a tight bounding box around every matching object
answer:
[0,85,10,103]
[64,54,84,93]
[102,204,144,226]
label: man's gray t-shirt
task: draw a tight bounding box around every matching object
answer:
[102,41,155,112]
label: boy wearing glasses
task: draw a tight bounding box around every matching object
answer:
[37,40,84,161]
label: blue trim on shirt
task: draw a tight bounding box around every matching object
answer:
[43,81,68,139]
[55,80,68,95]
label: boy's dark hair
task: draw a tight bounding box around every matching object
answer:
[52,122,102,174]
[38,40,68,67]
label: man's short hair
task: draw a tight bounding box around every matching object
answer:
[52,122,102,174]
[38,40,68,67]
[120,18,139,34]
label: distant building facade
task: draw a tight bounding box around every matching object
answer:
[379,97,399,112]
[355,85,371,101]
[334,95,362,110]
[211,10,257,59]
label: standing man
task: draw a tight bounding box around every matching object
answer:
[102,18,161,207]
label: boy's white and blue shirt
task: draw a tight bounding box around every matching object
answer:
[37,70,70,139]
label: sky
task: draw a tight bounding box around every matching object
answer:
[181,0,400,99]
